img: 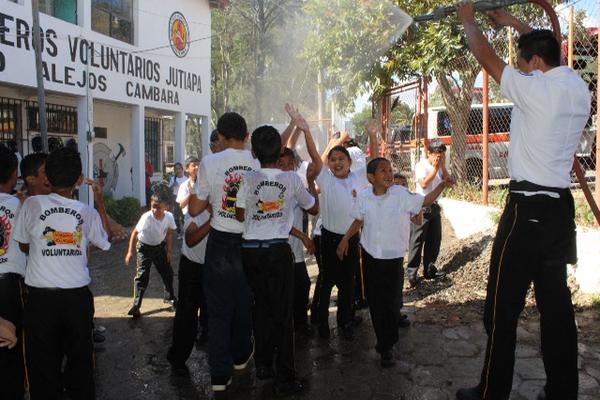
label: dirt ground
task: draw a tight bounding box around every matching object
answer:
[88,215,600,399]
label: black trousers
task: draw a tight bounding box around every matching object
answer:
[293,262,310,326]
[317,229,358,328]
[309,235,322,325]
[407,204,442,280]
[133,241,175,307]
[168,255,207,365]
[24,286,95,400]
[477,189,578,400]
[363,251,401,354]
[242,243,295,382]
[0,274,25,400]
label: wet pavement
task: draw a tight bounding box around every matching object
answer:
[90,240,600,400]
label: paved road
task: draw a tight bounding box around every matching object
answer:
[90,240,600,400]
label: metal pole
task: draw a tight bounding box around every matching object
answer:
[317,69,325,142]
[482,70,490,205]
[31,0,48,153]
[423,76,429,158]
[568,6,574,68]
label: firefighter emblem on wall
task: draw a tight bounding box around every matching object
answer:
[169,12,190,58]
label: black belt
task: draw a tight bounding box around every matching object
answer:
[27,285,89,292]
[242,238,288,249]
[139,241,165,248]
[509,180,569,197]
[0,272,23,281]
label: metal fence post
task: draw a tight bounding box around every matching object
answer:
[482,70,490,206]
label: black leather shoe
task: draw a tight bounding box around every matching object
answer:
[380,350,396,368]
[318,324,330,339]
[456,386,482,400]
[127,305,141,318]
[166,352,189,377]
[424,264,446,280]
[398,314,411,328]
[273,380,305,397]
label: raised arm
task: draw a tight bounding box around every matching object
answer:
[456,1,507,84]
[295,115,323,177]
[366,119,380,158]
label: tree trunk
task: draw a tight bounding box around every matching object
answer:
[434,64,479,180]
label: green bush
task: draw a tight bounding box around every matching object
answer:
[103,194,141,227]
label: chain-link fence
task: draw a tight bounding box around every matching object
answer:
[381,0,599,224]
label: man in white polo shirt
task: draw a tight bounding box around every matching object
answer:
[456,3,591,400]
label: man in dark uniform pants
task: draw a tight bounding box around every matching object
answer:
[455,2,591,400]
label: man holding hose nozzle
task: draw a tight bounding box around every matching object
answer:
[455,1,590,400]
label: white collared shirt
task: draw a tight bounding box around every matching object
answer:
[180,211,210,264]
[414,158,443,198]
[316,167,369,235]
[237,168,315,241]
[501,65,591,188]
[136,211,176,246]
[195,148,260,234]
[0,193,26,276]
[353,186,423,260]
[13,194,110,288]
[176,178,193,215]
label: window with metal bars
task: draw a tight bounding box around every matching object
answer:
[144,117,162,172]
[26,101,78,135]
[0,97,22,151]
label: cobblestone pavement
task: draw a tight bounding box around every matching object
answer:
[90,240,600,400]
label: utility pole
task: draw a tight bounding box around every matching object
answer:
[31,0,48,152]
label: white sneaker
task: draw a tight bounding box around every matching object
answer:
[211,376,232,392]
[233,338,255,370]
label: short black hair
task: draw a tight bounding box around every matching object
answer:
[328,145,351,161]
[32,136,43,153]
[210,129,220,144]
[251,125,281,165]
[46,147,82,188]
[428,141,447,153]
[393,173,406,180]
[174,162,183,169]
[150,192,170,204]
[0,146,18,184]
[366,157,389,175]
[184,155,199,167]
[517,29,560,67]
[21,153,48,179]
[217,112,247,141]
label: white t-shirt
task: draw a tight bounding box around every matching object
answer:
[353,186,424,260]
[135,211,177,246]
[13,193,110,288]
[195,148,260,234]
[0,193,26,276]
[237,168,315,241]
[180,211,210,264]
[289,205,305,263]
[316,167,369,235]
[415,158,443,198]
[312,215,322,237]
[176,178,194,215]
[501,65,591,188]
[170,175,187,196]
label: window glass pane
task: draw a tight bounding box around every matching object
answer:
[92,0,112,11]
[54,0,76,24]
[91,7,110,36]
[39,0,54,15]
[111,15,132,44]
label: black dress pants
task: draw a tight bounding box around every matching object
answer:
[316,229,358,329]
[407,204,442,280]
[363,251,401,354]
[24,286,95,400]
[477,187,578,400]
[133,241,175,307]
[242,242,296,383]
[0,274,25,400]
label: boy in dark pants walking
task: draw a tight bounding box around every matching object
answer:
[236,125,318,395]
[125,193,177,317]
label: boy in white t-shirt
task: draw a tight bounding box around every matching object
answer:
[236,125,318,396]
[167,209,211,375]
[176,156,200,217]
[125,193,177,318]
[337,157,452,368]
[407,141,450,287]
[0,146,27,399]
[13,147,112,399]
[187,112,260,392]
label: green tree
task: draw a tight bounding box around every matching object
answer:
[303,0,559,179]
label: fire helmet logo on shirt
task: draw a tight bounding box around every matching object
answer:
[222,173,242,213]
[41,226,83,248]
[0,214,10,257]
